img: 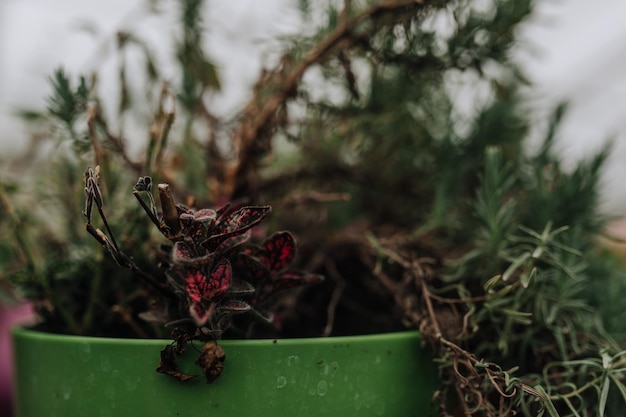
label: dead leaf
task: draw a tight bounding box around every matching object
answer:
[156,345,196,381]
[195,341,226,384]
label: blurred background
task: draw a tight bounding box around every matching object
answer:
[2,0,626,214]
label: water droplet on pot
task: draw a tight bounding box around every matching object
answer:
[287,355,300,366]
[100,357,111,372]
[61,384,72,400]
[316,380,328,396]
[126,377,139,391]
[79,342,92,362]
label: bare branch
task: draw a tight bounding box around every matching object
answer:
[227,0,428,198]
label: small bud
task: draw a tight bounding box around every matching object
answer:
[134,176,153,192]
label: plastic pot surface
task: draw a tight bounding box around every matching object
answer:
[12,327,438,416]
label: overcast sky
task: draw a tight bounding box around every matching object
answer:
[1,0,626,213]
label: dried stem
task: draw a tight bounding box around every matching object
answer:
[227,0,428,198]
[322,259,346,337]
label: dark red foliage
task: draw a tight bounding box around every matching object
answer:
[182,259,232,326]
[238,231,324,310]
[114,178,323,382]
[203,206,271,251]
[259,231,296,271]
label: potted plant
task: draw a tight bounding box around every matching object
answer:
[4,1,626,416]
[10,164,438,416]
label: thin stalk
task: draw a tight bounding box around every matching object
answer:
[154,109,175,171]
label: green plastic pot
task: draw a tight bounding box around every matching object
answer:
[12,327,438,416]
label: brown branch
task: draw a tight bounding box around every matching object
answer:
[420,275,442,337]
[322,259,346,337]
[340,226,543,415]
[427,291,488,304]
[227,0,428,198]
[87,105,142,173]
[279,191,351,207]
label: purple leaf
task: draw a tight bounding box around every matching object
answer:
[234,253,271,283]
[261,231,296,271]
[184,269,208,303]
[171,241,214,265]
[213,230,251,255]
[207,259,232,299]
[217,300,251,316]
[180,210,216,243]
[270,271,325,293]
[138,308,169,324]
[189,301,215,326]
[183,262,231,303]
[214,205,271,236]
[215,202,232,219]
[173,241,197,261]
[165,268,186,292]
[194,208,217,221]
[227,279,255,296]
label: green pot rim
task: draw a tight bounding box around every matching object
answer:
[12,325,422,346]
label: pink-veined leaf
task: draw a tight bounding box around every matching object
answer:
[217,300,251,317]
[172,241,214,265]
[227,279,255,296]
[189,300,215,326]
[213,230,251,256]
[138,308,169,324]
[181,211,216,242]
[207,259,232,300]
[242,244,262,258]
[215,202,232,219]
[248,306,274,323]
[165,268,187,293]
[184,269,209,303]
[203,206,270,250]
[173,241,197,261]
[261,231,296,271]
[194,208,217,221]
[269,271,325,294]
[214,205,271,236]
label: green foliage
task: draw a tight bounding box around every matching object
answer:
[176,0,220,112]
[47,68,90,128]
[2,0,626,414]
[47,68,91,149]
[261,1,626,415]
